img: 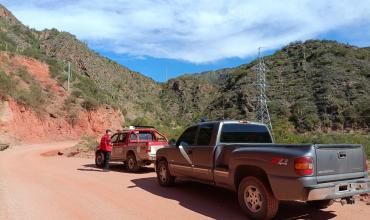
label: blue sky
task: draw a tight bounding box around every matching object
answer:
[2,0,370,82]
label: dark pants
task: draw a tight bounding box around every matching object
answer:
[102,150,111,170]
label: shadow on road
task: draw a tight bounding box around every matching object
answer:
[78,163,155,174]
[130,177,337,220]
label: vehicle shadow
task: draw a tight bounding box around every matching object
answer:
[130,177,337,220]
[77,163,155,174]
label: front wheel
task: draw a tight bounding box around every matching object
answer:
[307,199,334,209]
[238,176,279,220]
[156,160,175,186]
[95,151,104,168]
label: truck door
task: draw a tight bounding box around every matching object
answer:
[127,132,139,157]
[190,123,217,182]
[112,133,127,160]
[168,126,198,177]
[110,133,120,160]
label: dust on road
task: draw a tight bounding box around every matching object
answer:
[0,141,369,220]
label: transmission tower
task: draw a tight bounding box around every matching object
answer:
[254,48,274,138]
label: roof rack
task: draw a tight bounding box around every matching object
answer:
[132,125,155,128]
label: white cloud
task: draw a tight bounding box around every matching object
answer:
[2,0,370,63]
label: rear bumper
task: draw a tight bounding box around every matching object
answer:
[306,179,370,201]
[138,154,156,165]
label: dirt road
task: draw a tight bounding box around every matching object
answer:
[0,142,369,220]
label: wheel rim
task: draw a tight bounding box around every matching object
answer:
[128,158,135,169]
[96,155,103,165]
[244,185,263,213]
[159,164,167,183]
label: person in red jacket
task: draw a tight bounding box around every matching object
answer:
[99,129,113,171]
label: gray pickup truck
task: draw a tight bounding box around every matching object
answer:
[155,120,370,220]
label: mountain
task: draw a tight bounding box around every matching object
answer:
[1,4,370,143]
[164,40,370,134]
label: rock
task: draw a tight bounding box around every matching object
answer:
[0,144,10,151]
[57,151,63,155]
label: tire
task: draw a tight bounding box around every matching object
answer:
[126,154,140,172]
[307,199,334,209]
[156,160,175,187]
[95,151,104,168]
[238,176,279,220]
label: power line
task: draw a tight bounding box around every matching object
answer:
[253,47,274,139]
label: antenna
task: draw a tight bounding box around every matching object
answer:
[254,47,274,139]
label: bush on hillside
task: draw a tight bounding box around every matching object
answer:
[0,70,16,100]
[81,98,99,111]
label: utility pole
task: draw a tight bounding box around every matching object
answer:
[67,61,71,91]
[254,47,274,139]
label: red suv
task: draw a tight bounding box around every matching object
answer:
[95,126,168,172]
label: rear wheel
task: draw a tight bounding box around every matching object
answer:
[95,151,104,168]
[126,154,140,172]
[307,199,334,209]
[238,176,279,220]
[156,160,175,186]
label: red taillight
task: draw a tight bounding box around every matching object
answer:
[294,157,314,176]
[146,146,151,153]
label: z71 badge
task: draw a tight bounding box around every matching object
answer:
[271,157,289,166]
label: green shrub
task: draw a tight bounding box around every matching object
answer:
[0,70,16,99]
[16,68,35,84]
[14,84,46,116]
[71,89,83,98]
[63,96,78,108]
[81,136,99,150]
[81,98,99,111]
[45,58,64,78]
[66,107,79,126]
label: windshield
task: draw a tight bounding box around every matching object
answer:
[220,123,272,143]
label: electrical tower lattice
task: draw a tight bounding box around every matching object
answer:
[254,48,274,139]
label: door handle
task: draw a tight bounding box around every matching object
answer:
[338,152,346,159]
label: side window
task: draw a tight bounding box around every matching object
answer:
[111,134,119,143]
[220,124,272,143]
[155,132,167,142]
[196,123,214,146]
[118,133,127,143]
[176,126,198,147]
[138,131,154,141]
[130,132,137,141]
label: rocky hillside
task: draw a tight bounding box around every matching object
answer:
[0,5,124,143]
[164,41,370,133]
[1,4,370,142]
[0,53,123,143]
[0,4,163,123]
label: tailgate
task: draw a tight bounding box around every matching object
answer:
[148,142,167,157]
[315,144,365,181]
[149,145,163,155]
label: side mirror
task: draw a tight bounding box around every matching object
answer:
[168,139,176,147]
[179,141,189,148]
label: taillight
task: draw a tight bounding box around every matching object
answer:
[146,144,151,153]
[294,157,314,176]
